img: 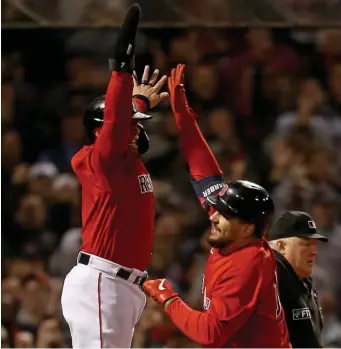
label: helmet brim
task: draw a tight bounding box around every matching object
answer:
[206,195,239,218]
[132,111,152,120]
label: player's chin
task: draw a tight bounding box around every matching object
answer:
[128,141,138,153]
[207,235,229,249]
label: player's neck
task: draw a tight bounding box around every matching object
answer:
[219,236,261,255]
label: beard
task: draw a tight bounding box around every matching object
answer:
[207,234,231,249]
[128,135,139,152]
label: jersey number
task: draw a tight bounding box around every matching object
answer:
[274,271,282,318]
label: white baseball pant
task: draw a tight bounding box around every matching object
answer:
[61,253,147,348]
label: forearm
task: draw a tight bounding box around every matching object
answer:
[176,112,222,181]
[165,298,222,347]
[94,72,133,160]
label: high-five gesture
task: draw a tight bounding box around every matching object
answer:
[133,65,169,108]
[168,64,193,118]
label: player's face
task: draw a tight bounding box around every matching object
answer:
[208,210,246,248]
[128,122,140,151]
[283,237,319,278]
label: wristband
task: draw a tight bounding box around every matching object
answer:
[164,297,178,309]
[132,94,151,110]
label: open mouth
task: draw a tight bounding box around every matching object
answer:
[129,135,139,146]
[210,227,220,235]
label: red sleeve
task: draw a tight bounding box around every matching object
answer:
[165,257,263,347]
[133,97,148,113]
[176,111,222,181]
[175,110,224,208]
[91,72,133,172]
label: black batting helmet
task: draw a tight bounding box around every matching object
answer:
[83,95,152,154]
[207,180,275,236]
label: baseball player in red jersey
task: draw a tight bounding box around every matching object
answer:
[61,5,168,348]
[143,64,291,348]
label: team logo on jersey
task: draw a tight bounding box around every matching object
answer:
[203,287,211,310]
[292,308,311,320]
[201,275,211,310]
[138,174,153,194]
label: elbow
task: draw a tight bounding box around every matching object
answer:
[196,320,226,347]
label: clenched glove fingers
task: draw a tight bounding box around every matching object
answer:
[143,279,178,306]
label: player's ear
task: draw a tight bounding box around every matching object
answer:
[94,127,102,138]
[243,223,255,238]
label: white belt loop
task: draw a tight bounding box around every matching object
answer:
[127,270,137,283]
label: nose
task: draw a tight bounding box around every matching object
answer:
[209,210,219,222]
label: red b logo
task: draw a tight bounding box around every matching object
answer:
[218,184,228,197]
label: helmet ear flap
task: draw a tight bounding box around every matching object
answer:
[83,117,103,144]
[137,124,149,154]
[83,95,105,144]
[87,129,96,143]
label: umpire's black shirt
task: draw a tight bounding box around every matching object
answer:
[274,250,324,348]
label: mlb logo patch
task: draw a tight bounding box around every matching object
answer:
[308,220,316,229]
[292,308,311,320]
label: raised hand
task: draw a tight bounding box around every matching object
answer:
[133,65,169,108]
[168,63,191,116]
[109,3,140,73]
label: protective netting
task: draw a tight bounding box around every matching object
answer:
[2,0,341,28]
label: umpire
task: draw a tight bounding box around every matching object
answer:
[267,211,328,348]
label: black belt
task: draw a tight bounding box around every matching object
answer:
[78,252,147,287]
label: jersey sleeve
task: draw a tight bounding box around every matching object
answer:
[91,72,133,172]
[191,175,225,207]
[165,255,263,347]
[175,111,224,208]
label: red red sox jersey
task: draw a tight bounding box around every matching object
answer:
[72,72,155,271]
[203,240,289,347]
[166,239,290,347]
[165,106,290,347]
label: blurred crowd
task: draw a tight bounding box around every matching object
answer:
[3,0,341,27]
[2,27,341,348]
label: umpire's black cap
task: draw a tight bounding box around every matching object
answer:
[267,211,328,242]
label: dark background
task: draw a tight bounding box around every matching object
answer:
[2,1,341,347]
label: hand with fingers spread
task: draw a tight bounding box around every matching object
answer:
[168,63,195,119]
[133,65,169,109]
